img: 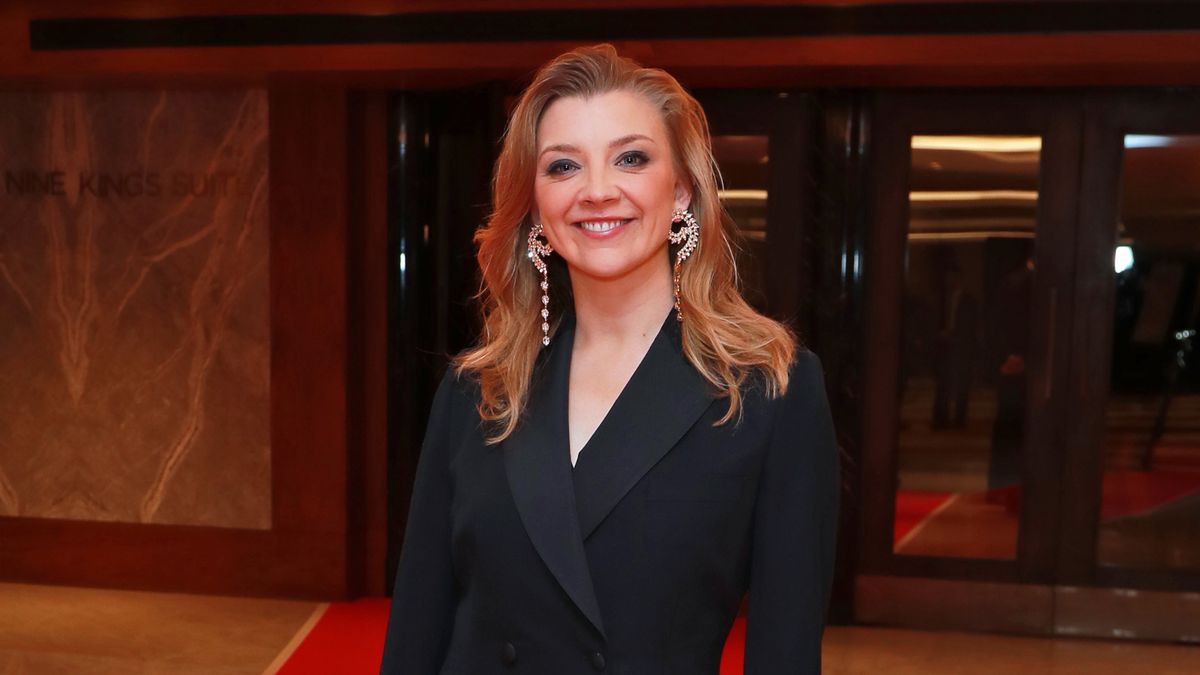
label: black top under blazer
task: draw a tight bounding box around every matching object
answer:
[380,308,841,674]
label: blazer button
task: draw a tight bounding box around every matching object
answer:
[501,641,517,666]
[589,651,606,671]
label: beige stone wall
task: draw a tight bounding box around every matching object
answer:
[0,90,271,529]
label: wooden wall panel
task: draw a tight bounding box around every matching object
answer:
[2,2,1200,88]
[345,90,390,597]
[268,87,349,539]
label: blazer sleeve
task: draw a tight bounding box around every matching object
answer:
[744,350,841,674]
[380,367,461,674]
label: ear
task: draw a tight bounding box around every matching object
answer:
[673,179,692,213]
[528,206,541,226]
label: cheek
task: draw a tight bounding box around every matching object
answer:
[534,175,572,206]
[629,184,677,238]
[533,184,578,251]
[627,171,678,216]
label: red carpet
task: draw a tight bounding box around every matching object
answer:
[1100,469,1200,520]
[894,490,954,543]
[719,616,748,674]
[278,598,390,675]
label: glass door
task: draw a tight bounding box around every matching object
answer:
[1062,92,1200,599]
[858,92,1081,632]
[892,132,1041,562]
[859,89,1200,640]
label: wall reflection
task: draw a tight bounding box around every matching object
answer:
[894,135,1040,559]
[1098,134,1200,572]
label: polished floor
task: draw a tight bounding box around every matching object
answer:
[0,582,320,674]
[2,582,1198,674]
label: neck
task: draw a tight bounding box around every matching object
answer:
[568,246,674,348]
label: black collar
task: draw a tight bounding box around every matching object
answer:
[501,308,716,641]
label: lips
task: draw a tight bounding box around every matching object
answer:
[573,218,633,236]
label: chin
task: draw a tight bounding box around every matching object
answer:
[572,261,637,281]
[568,242,669,281]
[566,251,646,280]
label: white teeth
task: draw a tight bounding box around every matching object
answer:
[579,219,628,232]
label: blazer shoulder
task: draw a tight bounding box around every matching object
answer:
[784,348,828,400]
[742,348,825,401]
[418,365,484,469]
[753,349,829,428]
[789,348,825,385]
[432,362,482,415]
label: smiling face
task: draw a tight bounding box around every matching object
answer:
[532,89,691,283]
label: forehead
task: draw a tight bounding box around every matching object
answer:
[536,90,667,148]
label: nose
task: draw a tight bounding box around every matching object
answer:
[580,166,619,206]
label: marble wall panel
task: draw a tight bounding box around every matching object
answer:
[0,90,270,529]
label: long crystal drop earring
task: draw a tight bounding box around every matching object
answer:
[527,222,554,346]
[668,208,700,322]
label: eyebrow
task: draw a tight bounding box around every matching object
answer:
[538,134,655,159]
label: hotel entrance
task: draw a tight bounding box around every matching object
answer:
[857,91,1200,641]
[383,82,1200,643]
[9,1,1200,671]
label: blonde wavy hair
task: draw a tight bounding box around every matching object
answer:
[455,43,798,444]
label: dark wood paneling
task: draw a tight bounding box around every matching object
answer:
[1058,94,1123,587]
[1020,97,1083,583]
[856,574,1054,635]
[30,3,1200,50]
[858,575,1200,640]
[346,89,391,597]
[270,87,349,541]
[859,92,909,575]
[6,2,1200,87]
[0,519,344,598]
[5,35,1200,88]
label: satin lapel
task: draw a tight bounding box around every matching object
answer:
[501,314,607,641]
[572,312,717,541]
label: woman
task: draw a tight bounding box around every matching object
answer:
[381,44,840,674]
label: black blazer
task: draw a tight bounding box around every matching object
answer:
[381,309,840,674]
